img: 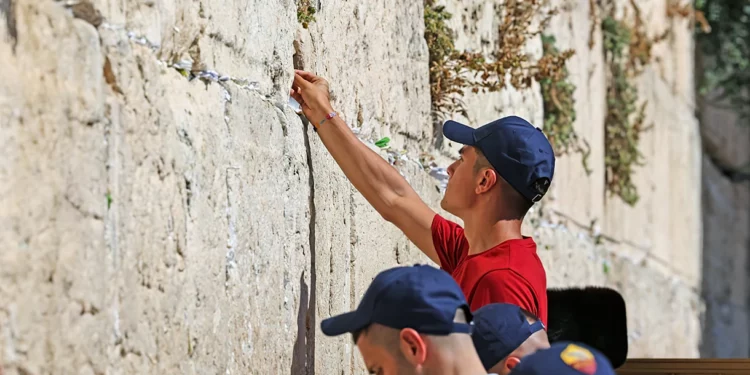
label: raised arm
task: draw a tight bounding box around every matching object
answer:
[291,71,439,264]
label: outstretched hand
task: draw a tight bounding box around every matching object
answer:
[290,70,334,125]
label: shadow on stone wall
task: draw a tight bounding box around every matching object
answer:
[698,89,750,358]
[291,273,313,375]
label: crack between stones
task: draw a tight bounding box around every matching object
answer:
[348,189,357,373]
[98,19,449,194]
[704,149,750,183]
[63,193,103,221]
[302,118,317,375]
[207,31,244,56]
[1,0,18,52]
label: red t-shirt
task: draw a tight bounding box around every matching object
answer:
[431,214,548,327]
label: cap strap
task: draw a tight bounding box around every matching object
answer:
[451,322,474,334]
[530,320,545,332]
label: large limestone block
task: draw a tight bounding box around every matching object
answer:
[295,0,432,151]
[701,156,750,357]
[544,0,607,225]
[602,67,702,288]
[629,0,695,104]
[536,224,702,358]
[304,141,355,375]
[292,1,438,373]
[435,0,543,162]
[543,0,702,289]
[701,301,750,358]
[346,164,443,373]
[1,0,312,373]
[699,93,750,172]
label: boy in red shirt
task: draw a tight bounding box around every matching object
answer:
[291,71,554,326]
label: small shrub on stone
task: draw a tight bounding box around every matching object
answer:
[693,0,750,121]
[424,0,559,118]
[297,0,316,28]
[600,3,667,206]
[538,34,590,173]
[424,0,587,171]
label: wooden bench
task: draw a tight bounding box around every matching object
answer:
[617,359,750,374]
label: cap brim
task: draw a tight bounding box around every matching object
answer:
[320,310,369,337]
[442,120,476,145]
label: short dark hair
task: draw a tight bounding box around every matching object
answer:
[474,148,534,216]
[473,147,493,174]
[519,308,540,323]
[352,325,370,344]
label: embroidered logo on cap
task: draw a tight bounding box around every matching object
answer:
[560,344,597,375]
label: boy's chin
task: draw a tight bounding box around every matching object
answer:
[439,198,456,216]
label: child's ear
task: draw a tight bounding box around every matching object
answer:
[506,356,521,370]
[399,328,427,366]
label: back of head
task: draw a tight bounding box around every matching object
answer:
[320,264,486,374]
[509,341,616,375]
[472,303,549,374]
[352,307,482,375]
[321,265,473,336]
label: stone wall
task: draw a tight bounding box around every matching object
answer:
[440,0,703,356]
[0,0,705,374]
[699,88,750,357]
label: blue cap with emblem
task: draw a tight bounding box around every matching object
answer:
[509,341,616,375]
[320,264,473,337]
[471,303,546,370]
[442,115,555,203]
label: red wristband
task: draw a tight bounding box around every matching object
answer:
[317,112,337,128]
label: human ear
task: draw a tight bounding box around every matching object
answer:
[476,169,497,194]
[399,328,427,365]
[506,356,521,370]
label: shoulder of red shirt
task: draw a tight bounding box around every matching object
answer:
[430,214,547,326]
[431,214,538,271]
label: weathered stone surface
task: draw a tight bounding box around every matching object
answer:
[434,0,703,359]
[2,1,310,374]
[698,89,750,174]
[700,155,750,357]
[543,0,607,224]
[434,0,543,164]
[0,0,710,373]
[531,221,703,358]
[545,0,703,288]
[700,101,750,174]
[694,12,750,356]
[602,67,702,286]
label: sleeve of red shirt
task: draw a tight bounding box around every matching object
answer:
[430,214,468,273]
[471,269,541,320]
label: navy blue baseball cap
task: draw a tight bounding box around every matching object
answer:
[509,341,616,375]
[472,303,546,370]
[442,116,555,202]
[321,264,473,337]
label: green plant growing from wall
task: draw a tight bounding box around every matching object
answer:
[296,0,316,28]
[539,34,590,173]
[425,0,567,117]
[424,0,587,168]
[424,0,470,118]
[600,3,666,206]
[602,16,642,206]
[693,0,750,121]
